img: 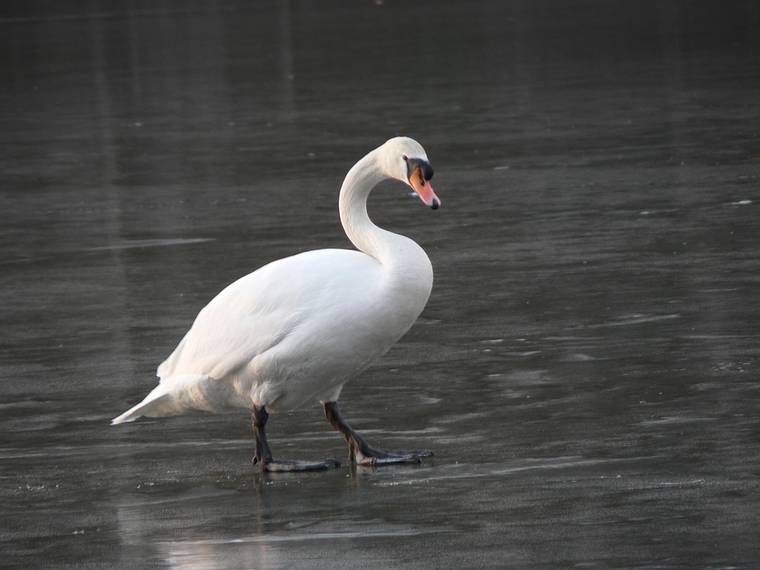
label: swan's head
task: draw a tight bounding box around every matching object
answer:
[379,136,441,210]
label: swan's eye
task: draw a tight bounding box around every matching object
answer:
[402,155,408,161]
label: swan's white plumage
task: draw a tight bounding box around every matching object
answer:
[112,137,436,425]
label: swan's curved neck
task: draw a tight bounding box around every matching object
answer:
[339,149,404,266]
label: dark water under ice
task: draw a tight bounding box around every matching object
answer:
[2,1,760,568]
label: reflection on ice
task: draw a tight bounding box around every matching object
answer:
[375,455,665,487]
[158,525,438,570]
[163,526,431,545]
[587,313,681,328]
[88,238,215,251]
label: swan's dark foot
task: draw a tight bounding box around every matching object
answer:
[322,401,433,467]
[253,457,341,472]
[354,447,433,466]
[251,405,340,473]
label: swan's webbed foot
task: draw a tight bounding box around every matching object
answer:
[252,457,341,472]
[322,401,433,467]
[252,406,340,473]
[354,447,433,466]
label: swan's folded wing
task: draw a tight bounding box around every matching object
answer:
[157,300,301,382]
[156,249,375,382]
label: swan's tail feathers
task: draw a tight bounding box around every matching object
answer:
[111,383,174,425]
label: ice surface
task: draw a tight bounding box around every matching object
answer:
[2,1,760,569]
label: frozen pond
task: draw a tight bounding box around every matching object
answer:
[2,1,760,568]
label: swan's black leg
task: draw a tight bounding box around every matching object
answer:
[251,405,273,465]
[251,405,340,472]
[322,401,433,466]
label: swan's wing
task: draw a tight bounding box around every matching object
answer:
[156,305,296,382]
[156,248,378,382]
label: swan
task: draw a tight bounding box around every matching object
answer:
[112,136,441,472]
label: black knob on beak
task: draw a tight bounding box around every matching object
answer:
[406,158,434,181]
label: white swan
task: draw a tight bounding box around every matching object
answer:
[112,136,440,471]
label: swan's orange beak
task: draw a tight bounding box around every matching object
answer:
[409,165,441,210]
